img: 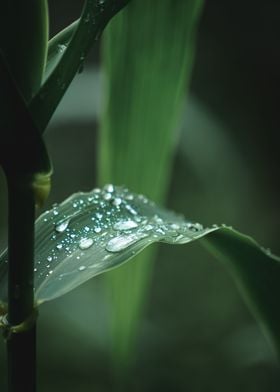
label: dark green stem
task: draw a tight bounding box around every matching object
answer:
[6,175,36,392]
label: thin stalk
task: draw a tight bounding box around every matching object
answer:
[6,176,36,392]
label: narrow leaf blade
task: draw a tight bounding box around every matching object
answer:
[29,0,131,132]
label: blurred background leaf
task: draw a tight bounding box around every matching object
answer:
[1,0,280,391]
[98,0,204,367]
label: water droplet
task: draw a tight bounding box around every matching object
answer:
[55,219,70,233]
[174,234,184,242]
[58,44,67,53]
[47,256,52,262]
[56,244,63,250]
[94,227,102,233]
[84,226,90,232]
[112,197,122,206]
[106,233,148,253]
[125,194,134,201]
[113,220,138,231]
[138,194,148,204]
[96,213,103,220]
[53,210,59,216]
[153,215,163,224]
[78,266,86,271]
[79,238,94,250]
[104,184,114,193]
[187,222,203,232]
[103,193,112,201]
[84,13,90,23]
[125,204,138,215]
[156,228,166,235]
[170,223,180,230]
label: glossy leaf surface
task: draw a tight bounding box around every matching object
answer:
[0,185,279,355]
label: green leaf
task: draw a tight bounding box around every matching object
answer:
[43,20,78,82]
[99,0,204,363]
[0,185,279,352]
[29,0,131,133]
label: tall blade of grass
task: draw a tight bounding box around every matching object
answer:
[99,0,204,364]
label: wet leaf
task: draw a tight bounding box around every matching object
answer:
[0,185,209,303]
[0,185,279,350]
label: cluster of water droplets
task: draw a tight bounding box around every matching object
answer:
[32,185,207,302]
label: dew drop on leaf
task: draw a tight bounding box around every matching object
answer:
[104,184,114,193]
[78,266,86,271]
[125,204,138,215]
[106,233,148,253]
[112,197,122,207]
[103,193,112,201]
[113,220,138,231]
[57,44,67,53]
[79,238,94,250]
[55,219,70,233]
[187,222,203,232]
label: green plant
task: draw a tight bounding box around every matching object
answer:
[0,1,279,392]
[0,1,131,391]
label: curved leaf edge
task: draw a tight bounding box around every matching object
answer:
[0,186,279,354]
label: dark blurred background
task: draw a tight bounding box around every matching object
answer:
[1,0,280,390]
